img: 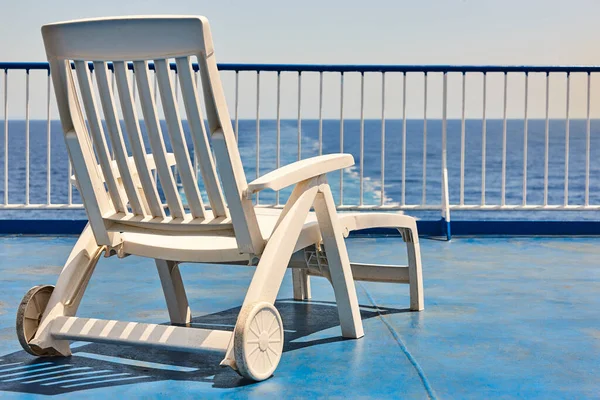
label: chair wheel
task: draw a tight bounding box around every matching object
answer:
[16,285,58,356]
[234,302,284,381]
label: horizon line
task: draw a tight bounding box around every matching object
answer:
[3,118,600,122]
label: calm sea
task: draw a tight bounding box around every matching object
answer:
[0,119,599,220]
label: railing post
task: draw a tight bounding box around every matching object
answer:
[339,72,344,206]
[275,71,281,206]
[359,71,365,206]
[440,72,451,240]
[401,72,407,207]
[441,168,451,240]
[585,72,591,206]
[297,71,302,161]
[234,70,239,141]
[46,69,52,205]
[255,71,260,204]
[380,72,386,206]
[25,69,30,206]
[3,68,8,206]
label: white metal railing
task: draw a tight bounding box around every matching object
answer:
[0,62,599,219]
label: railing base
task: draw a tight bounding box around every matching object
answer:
[2,219,600,237]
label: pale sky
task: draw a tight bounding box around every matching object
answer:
[1,0,600,119]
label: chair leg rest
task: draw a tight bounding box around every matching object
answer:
[50,316,231,353]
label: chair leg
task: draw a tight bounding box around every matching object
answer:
[403,227,424,311]
[314,185,364,339]
[292,269,311,300]
[221,180,320,368]
[29,224,103,356]
[156,259,191,325]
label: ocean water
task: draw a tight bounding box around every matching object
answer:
[0,119,599,220]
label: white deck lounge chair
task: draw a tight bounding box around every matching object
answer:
[17,16,423,381]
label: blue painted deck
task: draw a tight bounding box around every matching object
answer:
[0,235,598,399]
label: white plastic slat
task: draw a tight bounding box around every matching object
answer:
[153,71,159,184]
[111,62,164,217]
[50,316,231,353]
[94,62,150,215]
[155,59,205,219]
[197,54,263,254]
[193,69,199,176]
[74,61,128,213]
[133,60,185,219]
[174,68,179,103]
[131,69,136,102]
[97,62,163,217]
[175,57,227,217]
[58,60,111,243]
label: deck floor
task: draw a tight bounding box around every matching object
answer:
[0,235,598,399]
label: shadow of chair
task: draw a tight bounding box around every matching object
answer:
[0,300,408,395]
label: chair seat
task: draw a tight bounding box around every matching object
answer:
[119,208,412,264]
[120,208,314,263]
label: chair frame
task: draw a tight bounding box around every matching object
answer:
[16,16,424,381]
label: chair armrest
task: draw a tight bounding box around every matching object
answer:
[246,154,354,194]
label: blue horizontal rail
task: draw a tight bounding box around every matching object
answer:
[1,219,599,236]
[2,61,600,74]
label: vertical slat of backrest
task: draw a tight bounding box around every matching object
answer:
[74,60,129,214]
[154,59,205,219]
[94,61,155,216]
[113,61,165,218]
[198,53,264,254]
[48,58,112,245]
[94,62,149,215]
[176,56,227,217]
[133,60,185,219]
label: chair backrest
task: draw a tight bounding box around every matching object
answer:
[42,16,264,255]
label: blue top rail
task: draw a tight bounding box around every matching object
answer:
[2,61,600,74]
